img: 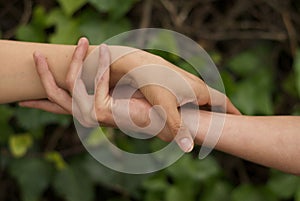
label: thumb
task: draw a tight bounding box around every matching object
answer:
[157,102,194,152]
[164,106,194,152]
[140,85,194,152]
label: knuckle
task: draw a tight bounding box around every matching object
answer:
[159,134,173,142]
[45,87,59,102]
[169,120,182,136]
[65,76,75,90]
[96,112,110,124]
[95,105,110,123]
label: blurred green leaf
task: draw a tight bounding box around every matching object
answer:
[0,105,13,144]
[79,10,131,44]
[165,186,188,201]
[47,9,82,44]
[45,151,67,170]
[16,6,47,42]
[16,25,46,42]
[53,164,94,201]
[232,76,273,115]
[201,181,233,201]
[84,127,108,147]
[9,134,33,157]
[228,51,261,77]
[227,46,274,115]
[147,31,179,55]
[231,184,264,201]
[143,176,169,191]
[267,171,299,199]
[296,184,300,201]
[31,6,48,27]
[167,155,220,182]
[15,107,70,132]
[82,155,148,197]
[221,71,237,97]
[9,158,53,201]
[88,0,138,19]
[294,49,300,98]
[57,0,87,16]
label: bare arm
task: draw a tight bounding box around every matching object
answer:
[0,38,240,152]
[19,39,300,175]
[191,112,300,175]
[0,39,138,103]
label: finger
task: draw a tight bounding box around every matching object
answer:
[33,52,72,113]
[65,37,89,94]
[207,87,241,114]
[94,44,112,123]
[141,85,194,152]
[225,97,241,114]
[19,100,69,114]
[72,79,97,123]
[95,44,111,100]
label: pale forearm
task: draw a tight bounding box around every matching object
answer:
[0,40,92,103]
[0,40,153,103]
[193,112,300,175]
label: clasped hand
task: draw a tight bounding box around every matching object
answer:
[20,37,240,152]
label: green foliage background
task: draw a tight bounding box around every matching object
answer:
[1,0,300,201]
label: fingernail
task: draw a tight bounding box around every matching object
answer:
[99,44,105,55]
[33,51,42,64]
[179,138,194,152]
[33,51,39,59]
[78,37,85,46]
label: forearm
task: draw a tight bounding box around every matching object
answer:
[193,112,300,175]
[0,40,157,103]
[0,40,87,103]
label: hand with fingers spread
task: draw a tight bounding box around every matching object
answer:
[20,37,240,152]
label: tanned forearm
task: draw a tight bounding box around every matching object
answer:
[192,112,300,175]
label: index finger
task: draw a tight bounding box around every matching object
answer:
[65,37,89,94]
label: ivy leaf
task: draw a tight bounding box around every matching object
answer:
[9,134,33,158]
[167,155,220,182]
[88,0,138,19]
[226,45,275,115]
[57,0,87,16]
[296,183,300,201]
[228,51,261,77]
[0,105,14,144]
[231,184,264,201]
[147,31,179,55]
[53,165,94,201]
[79,10,131,44]
[294,49,300,98]
[9,158,53,201]
[16,6,47,42]
[142,177,169,192]
[201,181,233,201]
[267,171,299,199]
[45,151,67,170]
[15,107,71,132]
[46,9,82,44]
[165,186,187,201]
[82,155,148,197]
[232,76,273,115]
[16,25,46,42]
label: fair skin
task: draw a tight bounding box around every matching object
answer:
[0,38,299,175]
[20,38,300,175]
[0,38,239,152]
